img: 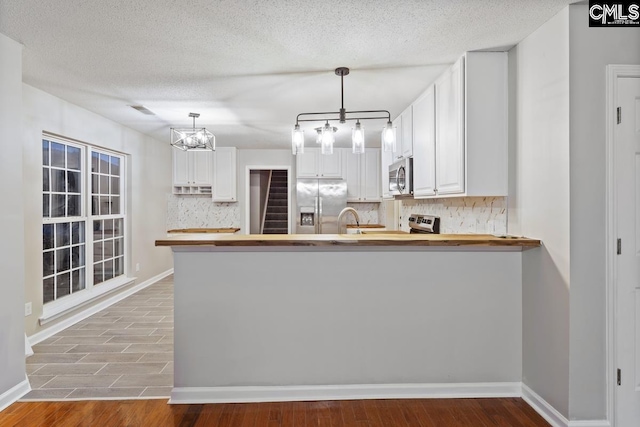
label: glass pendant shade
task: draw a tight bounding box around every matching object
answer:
[352,121,365,154]
[321,122,334,155]
[381,121,396,152]
[315,129,323,144]
[292,124,304,155]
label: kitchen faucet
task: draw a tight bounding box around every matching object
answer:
[337,207,360,234]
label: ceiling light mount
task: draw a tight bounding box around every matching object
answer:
[170,112,216,151]
[292,67,395,155]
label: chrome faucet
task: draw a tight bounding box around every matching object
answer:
[337,207,361,234]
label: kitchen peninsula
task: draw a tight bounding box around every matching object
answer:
[156,233,540,404]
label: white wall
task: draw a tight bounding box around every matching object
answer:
[22,84,173,336]
[509,7,571,418]
[0,33,27,404]
[567,3,640,420]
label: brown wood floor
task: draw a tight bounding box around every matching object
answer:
[0,398,549,426]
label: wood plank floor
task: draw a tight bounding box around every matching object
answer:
[0,398,550,426]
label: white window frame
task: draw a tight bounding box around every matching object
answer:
[40,134,133,324]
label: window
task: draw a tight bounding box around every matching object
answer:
[42,136,126,306]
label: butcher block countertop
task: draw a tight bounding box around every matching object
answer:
[167,228,240,234]
[346,224,385,228]
[156,233,540,249]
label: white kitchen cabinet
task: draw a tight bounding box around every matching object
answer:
[381,145,394,200]
[296,147,343,178]
[435,57,465,195]
[344,148,381,202]
[412,85,436,197]
[172,149,213,194]
[212,147,237,202]
[391,115,403,162]
[412,51,508,199]
[401,106,413,158]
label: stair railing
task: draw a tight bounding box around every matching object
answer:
[260,170,273,234]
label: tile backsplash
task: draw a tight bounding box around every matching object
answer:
[167,194,241,230]
[399,197,507,234]
[345,203,380,225]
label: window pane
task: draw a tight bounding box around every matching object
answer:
[94,262,103,285]
[56,247,70,272]
[67,171,80,193]
[72,245,85,268]
[93,220,103,240]
[104,260,114,281]
[100,175,109,195]
[99,154,109,174]
[92,195,99,215]
[56,222,70,247]
[43,224,54,250]
[114,237,124,257]
[111,177,120,195]
[92,174,98,194]
[43,250,54,277]
[104,239,114,259]
[52,194,65,217]
[67,195,80,217]
[111,196,120,215]
[91,152,99,172]
[67,146,81,170]
[71,268,85,292]
[43,194,50,218]
[43,277,54,304]
[43,168,49,191]
[51,142,65,168]
[110,156,120,176]
[51,169,66,192]
[57,272,70,298]
[93,241,103,263]
[72,221,85,244]
[114,219,123,237]
[114,257,123,276]
[104,219,114,238]
[42,140,49,166]
[100,196,110,215]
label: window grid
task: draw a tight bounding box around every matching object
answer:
[42,137,126,304]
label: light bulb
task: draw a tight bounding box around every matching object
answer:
[315,129,323,144]
[382,121,396,152]
[352,121,365,154]
[321,122,334,155]
[291,124,304,155]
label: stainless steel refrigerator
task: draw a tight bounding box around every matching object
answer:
[296,179,347,234]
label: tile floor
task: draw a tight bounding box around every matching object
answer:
[22,275,174,400]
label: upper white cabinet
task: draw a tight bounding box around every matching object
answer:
[412,85,436,197]
[344,148,381,202]
[296,148,343,178]
[212,147,237,202]
[412,51,508,199]
[434,57,465,195]
[172,150,213,195]
[389,106,414,162]
[381,146,394,200]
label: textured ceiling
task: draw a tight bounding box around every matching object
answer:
[0,0,575,150]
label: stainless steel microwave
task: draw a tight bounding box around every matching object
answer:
[389,158,413,196]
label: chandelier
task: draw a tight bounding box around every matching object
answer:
[170,112,215,151]
[292,67,396,155]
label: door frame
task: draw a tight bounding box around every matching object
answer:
[244,165,292,235]
[606,64,640,426]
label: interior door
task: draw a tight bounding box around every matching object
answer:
[615,76,640,426]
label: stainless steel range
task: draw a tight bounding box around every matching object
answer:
[408,213,440,234]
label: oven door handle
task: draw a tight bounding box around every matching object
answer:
[398,166,406,194]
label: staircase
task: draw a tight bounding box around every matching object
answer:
[262,170,289,234]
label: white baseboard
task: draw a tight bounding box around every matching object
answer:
[0,376,30,412]
[522,383,568,427]
[569,421,611,427]
[27,268,173,349]
[170,382,521,404]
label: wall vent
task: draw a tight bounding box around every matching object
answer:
[129,105,155,115]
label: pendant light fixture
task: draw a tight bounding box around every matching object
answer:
[170,113,215,151]
[291,67,395,155]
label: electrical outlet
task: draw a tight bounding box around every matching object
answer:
[25,302,32,317]
[136,263,140,272]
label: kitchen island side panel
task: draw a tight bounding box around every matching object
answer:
[173,249,522,390]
